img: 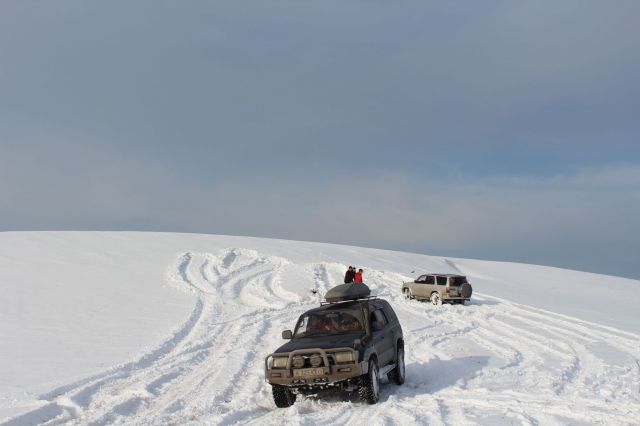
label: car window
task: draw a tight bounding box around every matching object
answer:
[425,275,435,284]
[294,309,364,337]
[436,276,447,285]
[369,311,377,327]
[381,302,398,323]
[372,309,387,326]
[416,275,426,283]
[450,276,467,286]
[378,309,390,324]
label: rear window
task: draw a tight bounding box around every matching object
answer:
[450,276,468,286]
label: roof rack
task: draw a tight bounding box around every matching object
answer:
[320,295,377,306]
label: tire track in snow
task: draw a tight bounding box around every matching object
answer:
[5,254,640,425]
[361,271,640,424]
[93,251,294,425]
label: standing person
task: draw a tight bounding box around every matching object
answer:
[344,266,355,284]
[355,269,363,283]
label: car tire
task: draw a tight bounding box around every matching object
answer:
[388,345,405,385]
[359,359,380,404]
[430,292,441,305]
[272,384,296,408]
[460,283,473,299]
[403,288,412,300]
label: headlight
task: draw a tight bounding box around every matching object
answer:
[292,356,305,368]
[334,351,355,363]
[309,354,322,367]
[272,356,288,369]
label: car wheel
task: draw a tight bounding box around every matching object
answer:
[460,283,473,299]
[388,345,405,385]
[403,288,412,300]
[430,292,441,305]
[359,359,380,404]
[272,384,296,408]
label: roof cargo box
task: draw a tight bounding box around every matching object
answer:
[325,283,371,303]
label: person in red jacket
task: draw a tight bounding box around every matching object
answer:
[354,269,363,283]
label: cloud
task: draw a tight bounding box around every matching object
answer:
[1,1,639,278]
[185,164,640,278]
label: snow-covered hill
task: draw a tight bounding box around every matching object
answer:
[1,232,639,425]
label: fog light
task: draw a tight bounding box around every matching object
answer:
[272,356,288,369]
[292,356,305,368]
[309,354,322,367]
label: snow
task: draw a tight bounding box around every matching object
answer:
[1,231,639,425]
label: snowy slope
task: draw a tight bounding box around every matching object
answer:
[1,232,639,425]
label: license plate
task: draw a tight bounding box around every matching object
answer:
[293,367,325,377]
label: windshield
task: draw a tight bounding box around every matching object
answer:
[293,307,365,338]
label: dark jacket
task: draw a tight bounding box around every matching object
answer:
[344,269,356,283]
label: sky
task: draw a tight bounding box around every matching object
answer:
[1,1,639,279]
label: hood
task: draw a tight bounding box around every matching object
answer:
[274,333,364,353]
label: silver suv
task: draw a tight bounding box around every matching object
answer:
[402,274,472,305]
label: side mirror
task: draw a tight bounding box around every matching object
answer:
[372,321,383,332]
[282,330,293,339]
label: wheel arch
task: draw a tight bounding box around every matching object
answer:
[367,352,379,372]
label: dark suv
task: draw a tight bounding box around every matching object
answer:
[265,284,405,407]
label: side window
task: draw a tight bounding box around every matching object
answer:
[436,276,447,285]
[373,310,388,326]
[425,275,435,284]
[378,309,390,325]
[369,310,377,327]
[416,275,426,283]
[381,302,398,323]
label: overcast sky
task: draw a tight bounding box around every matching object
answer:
[1,1,639,279]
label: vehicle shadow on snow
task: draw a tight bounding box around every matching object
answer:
[300,356,490,405]
[465,297,500,306]
[282,354,490,404]
[402,355,490,394]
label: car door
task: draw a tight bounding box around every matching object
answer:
[436,276,447,297]
[423,274,436,297]
[381,301,402,357]
[369,307,394,366]
[411,274,426,297]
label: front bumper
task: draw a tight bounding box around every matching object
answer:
[265,347,365,387]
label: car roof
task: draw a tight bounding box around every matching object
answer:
[418,273,466,277]
[303,300,367,315]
